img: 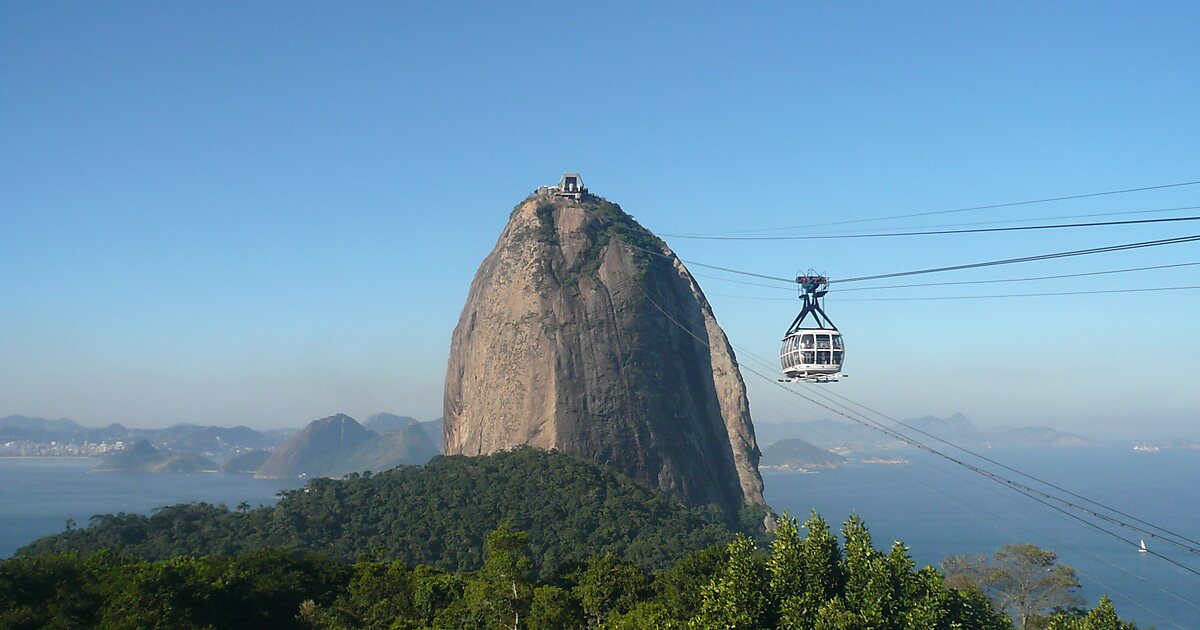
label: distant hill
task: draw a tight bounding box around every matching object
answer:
[361,412,418,433]
[983,426,1093,447]
[761,438,847,470]
[901,413,979,440]
[0,415,83,433]
[256,414,439,478]
[320,424,440,477]
[219,449,273,473]
[94,440,218,473]
[149,424,279,454]
[421,417,444,452]
[255,414,372,478]
[22,448,738,577]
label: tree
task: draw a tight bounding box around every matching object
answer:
[461,521,533,629]
[652,544,727,620]
[331,560,417,628]
[1046,596,1139,630]
[945,543,1082,629]
[693,534,769,629]
[767,512,804,603]
[575,554,648,627]
[839,514,889,627]
[528,585,583,629]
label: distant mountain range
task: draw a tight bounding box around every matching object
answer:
[5,411,1102,475]
[754,412,1095,451]
[1,412,446,478]
[0,414,291,459]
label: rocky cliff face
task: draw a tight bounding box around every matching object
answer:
[444,190,765,515]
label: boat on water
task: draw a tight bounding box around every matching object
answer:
[1139,539,1148,553]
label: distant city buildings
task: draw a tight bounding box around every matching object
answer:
[0,440,125,457]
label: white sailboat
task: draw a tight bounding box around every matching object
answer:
[1139,539,1148,553]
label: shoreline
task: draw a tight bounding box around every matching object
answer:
[0,456,96,460]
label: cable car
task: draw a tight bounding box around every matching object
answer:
[780,273,845,382]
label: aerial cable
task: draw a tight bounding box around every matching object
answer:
[837,261,1200,292]
[630,276,1200,575]
[778,378,1200,572]
[794,373,1200,550]
[838,285,1200,301]
[706,268,1200,552]
[695,261,1200,294]
[692,272,804,291]
[634,234,1200,287]
[659,214,1200,241]
[639,278,1200,556]
[894,460,1197,628]
[625,243,795,284]
[681,179,1200,236]
[757,403,1199,625]
[709,285,1200,302]
[726,204,1200,237]
[729,341,1200,554]
[829,234,1200,284]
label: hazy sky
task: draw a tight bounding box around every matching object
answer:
[3,2,1198,439]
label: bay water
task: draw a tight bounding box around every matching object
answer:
[764,446,1200,629]
[2,448,1196,627]
[0,458,303,557]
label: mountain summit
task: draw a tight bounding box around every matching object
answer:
[444,178,765,515]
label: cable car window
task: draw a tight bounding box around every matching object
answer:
[833,336,844,350]
[817,335,830,349]
[802,351,815,364]
[817,351,831,364]
[801,334,814,349]
[833,351,843,364]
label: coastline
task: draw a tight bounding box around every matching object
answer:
[0,456,96,460]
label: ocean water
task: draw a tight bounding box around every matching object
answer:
[1,450,1196,628]
[0,458,303,557]
[764,447,1200,629]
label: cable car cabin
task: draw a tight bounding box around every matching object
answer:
[780,330,844,381]
[780,272,844,382]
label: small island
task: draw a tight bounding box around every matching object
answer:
[760,438,848,472]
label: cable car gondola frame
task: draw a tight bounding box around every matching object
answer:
[780,273,845,383]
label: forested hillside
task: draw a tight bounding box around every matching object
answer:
[20,449,741,576]
[0,514,1136,629]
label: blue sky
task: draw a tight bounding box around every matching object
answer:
[2,2,1198,438]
